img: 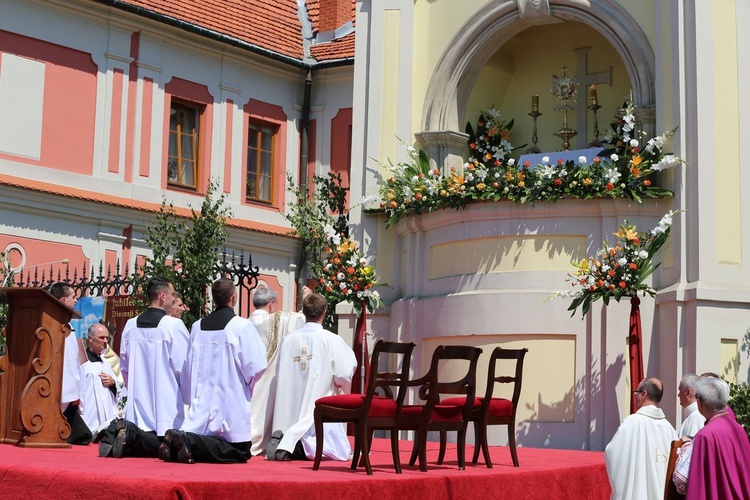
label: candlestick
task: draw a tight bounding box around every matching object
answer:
[589,85,598,107]
[587,102,603,147]
[531,94,539,113]
[526,110,542,154]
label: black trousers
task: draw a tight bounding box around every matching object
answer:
[63,403,92,445]
[99,419,161,457]
[184,433,251,464]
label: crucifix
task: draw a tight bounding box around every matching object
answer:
[293,346,313,371]
[574,47,612,149]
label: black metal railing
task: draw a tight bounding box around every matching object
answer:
[10,249,261,317]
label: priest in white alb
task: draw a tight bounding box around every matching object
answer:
[159,278,267,463]
[268,292,357,461]
[604,377,678,500]
[80,323,124,436]
[249,284,307,456]
[677,373,704,439]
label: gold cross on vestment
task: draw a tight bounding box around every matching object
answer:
[293,346,313,371]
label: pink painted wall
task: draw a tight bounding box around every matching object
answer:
[330,107,352,209]
[0,30,97,175]
[0,234,89,284]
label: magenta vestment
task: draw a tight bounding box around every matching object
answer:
[685,411,750,500]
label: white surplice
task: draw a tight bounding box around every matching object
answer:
[678,401,704,439]
[271,322,357,460]
[180,315,267,442]
[120,311,189,435]
[79,354,124,433]
[61,332,82,408]
[249,309,305,455]
[604,405,678,500]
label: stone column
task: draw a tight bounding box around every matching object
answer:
[415,130,468,173]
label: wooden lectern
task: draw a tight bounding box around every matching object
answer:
[0,287,77,447]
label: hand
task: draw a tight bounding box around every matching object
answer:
[302,286,313,300]
[99,372,115,387]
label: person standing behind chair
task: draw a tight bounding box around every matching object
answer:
[268,293,357,461]
[98,277,189,458]
[249,284,307,456]
[604,377,678,500]
[160,278,267,464]
[677,373,704,440]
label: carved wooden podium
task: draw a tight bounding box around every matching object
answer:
[0,287,77,447]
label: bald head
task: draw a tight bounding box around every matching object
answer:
[87,323,110,355]
[635,377,664,408]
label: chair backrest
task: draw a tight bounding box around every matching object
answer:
[365,340,416,409]
[425,345,483,411]
[664,440,685,500]
[484,347,528,408]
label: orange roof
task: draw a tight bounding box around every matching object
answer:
[96,0,355,64]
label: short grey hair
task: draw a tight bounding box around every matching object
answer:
[679,373,700,392]
[694,376,729,413]
[252,285,278,308]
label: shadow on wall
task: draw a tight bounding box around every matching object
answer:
[516,354,625,450]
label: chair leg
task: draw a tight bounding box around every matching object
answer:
[313,411,325,471]
[408,434,419,466]
[479,421,492,468]
[360,424,373,475]
[351,423,361,470]
[508,422,519,467]
[390,429,402,474]
[471,422,481,464]
[417,427,428,472]
[437,430,446,465]
[457,428,467,470]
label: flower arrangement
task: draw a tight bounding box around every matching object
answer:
[378,98,683,227]
[551,210,681,317]
[317,224,382,316]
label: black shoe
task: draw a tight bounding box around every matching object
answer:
[165,429,194,464]
[266,430,283,460]
[112,419,129,458]
[98,441,113,458]
[158,440,174,462]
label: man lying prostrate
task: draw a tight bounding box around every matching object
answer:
[267,292,357,461]
[160,278,267,464]
[98,277,189,458]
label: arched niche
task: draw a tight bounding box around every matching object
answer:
[417,0,655,170]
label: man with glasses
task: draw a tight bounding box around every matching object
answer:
[604,377,678,500]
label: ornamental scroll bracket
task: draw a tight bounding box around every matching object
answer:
[515,0,559,26]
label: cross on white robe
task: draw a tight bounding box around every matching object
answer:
[271,322,357,460]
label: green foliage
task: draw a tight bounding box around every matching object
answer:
[728,381,750,439]
[0,250,14,357]
[135,181,231,325]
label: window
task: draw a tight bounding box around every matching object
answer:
[246,121,276,203]
[168,101,200,189]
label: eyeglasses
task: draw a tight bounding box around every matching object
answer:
[632,390,645,395]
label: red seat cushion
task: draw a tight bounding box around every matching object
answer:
[399,404,463,422]
[315,394,398,418]
[441,397,514,417]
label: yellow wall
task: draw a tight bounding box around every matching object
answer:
[429,235,585,280]
[712,0,742,265]
[421,334,577,422]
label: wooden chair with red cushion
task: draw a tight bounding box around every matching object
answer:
[401,345,483,472]
[664,439,686,500]
[312,339,416,475]
[440,347,528,468]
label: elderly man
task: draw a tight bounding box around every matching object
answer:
[249,285,307,456]
[49,282,90,445]
[98,277,189,459]
[268,293,357,461]
[160,279,267,464]
[677,373,704,439]
[604,377,678,500]
[80,323,124,436]
[672,376,750,498]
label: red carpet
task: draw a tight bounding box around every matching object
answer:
[0,438,610,499]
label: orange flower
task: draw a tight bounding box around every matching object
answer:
[644,180,651,186]
[629,263,637,270]
[347,267,355,275]
[523,161,531,168]
[476,183,485,190]
[503,171,514,182]
[584,178,592,186]
[593,157,601,163]
[619,281,627,289]
[606,183,614,191]
[631,155,642,166]
[518,181,525,188]
[500,128,511,141]
[554,178,562,186]
[415,192,423,201]
[484,153,492,160]
[492,182,499,188]
[630,166,641,177]
[389,200,397,209]
[517,172,525,180]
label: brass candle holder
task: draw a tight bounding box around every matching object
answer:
[587,103,602,147]
[526,111,542,154]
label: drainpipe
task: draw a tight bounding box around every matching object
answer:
[296,70,313,307]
